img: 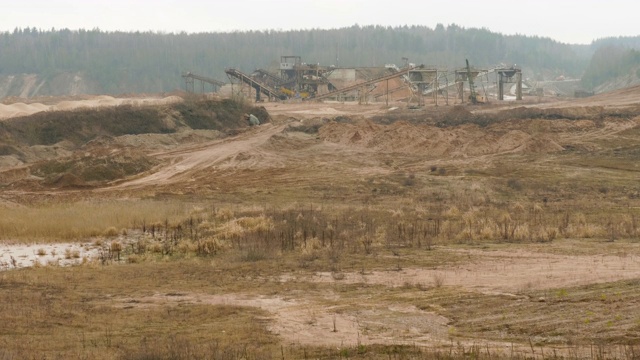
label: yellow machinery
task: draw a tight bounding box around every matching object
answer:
[279,87,310,99]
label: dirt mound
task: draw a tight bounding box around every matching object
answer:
[174,99,268,130]
[264,132,316,151]
[367,76,412,100]
[250,106,272,124]
[0,95,185,120]
[0,105,174,147]
[30,146,158,187]
[533,85,640,108]
[49,173,89,189]
[581,84,640,106]
[112,130,223,151]
[0,155,23,169]
[430,104,640,130]
[440,106,474,123]
[0,166,29,185]
[284,117,326,134]
[318,118,565,158]
[502,106,606,120]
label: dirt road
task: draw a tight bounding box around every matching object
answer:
[111,123,287,189]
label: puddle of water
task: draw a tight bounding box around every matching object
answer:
[0,242,103,270]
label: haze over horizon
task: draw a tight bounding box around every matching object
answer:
[2,0,638,45]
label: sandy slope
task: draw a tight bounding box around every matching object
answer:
[106,106,637,192]
[110,123,287,189]
[535,84,640,108]
[0,95,183,120]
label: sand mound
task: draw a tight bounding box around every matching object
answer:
[50,173,88,188]
[160,95,183,104]
[319,119,565,158]
[52,101,78,111]
[0,103,46,119]
[0,95,184,120]
[442,106,474,122]
[97,96,118,105]
[0,155,23,169]
[112,129,222,151]
[264,132,315,151]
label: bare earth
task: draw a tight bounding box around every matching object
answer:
[100,241,639,349]
[2,87,640,355]
[0,95,183,120]
[111,91,640,350]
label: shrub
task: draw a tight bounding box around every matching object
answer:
[507,178,523,191]
[103,227,119,237]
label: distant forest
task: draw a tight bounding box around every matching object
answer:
[1,25,638,94]
[582,45,640,88]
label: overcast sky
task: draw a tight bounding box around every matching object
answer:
[2,0,637,44]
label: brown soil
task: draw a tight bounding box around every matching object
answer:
[115,291,453,348]
[0,95,183,120]
[309,247,640,293]
[97,99,637,196]
[109,243,640,349]
[535,84,640,108]
[4,85,640,355]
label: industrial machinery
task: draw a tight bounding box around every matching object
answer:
[309,64,425,102]
[182,72,225,93]
[224,68,287,101]
[466,59,479,104]
[223,56,335,101]
[497,66,523,100]
[201,55,524,104]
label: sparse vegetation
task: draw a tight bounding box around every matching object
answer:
[2,94,640,359]
[0,200,191,242]
[174,98,266,130]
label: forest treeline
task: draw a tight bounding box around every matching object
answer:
[0,25,638,95]
[581,45,640,88]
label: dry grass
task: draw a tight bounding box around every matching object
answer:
[1,164,640,358]
[433,279,640,346]
[0,263,280,359]
[3,103,640,359]
[3,192,639,248]
[0,200,192,242]
[3,252,639,359]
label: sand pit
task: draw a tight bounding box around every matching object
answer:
[0,94,638,358]
[318,119,566,157]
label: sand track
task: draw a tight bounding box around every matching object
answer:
[110,123,287,189]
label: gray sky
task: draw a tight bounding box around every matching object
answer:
[2,0,637,44]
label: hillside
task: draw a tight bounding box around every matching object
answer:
[0,26,593,97]
[0,96,269,187]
